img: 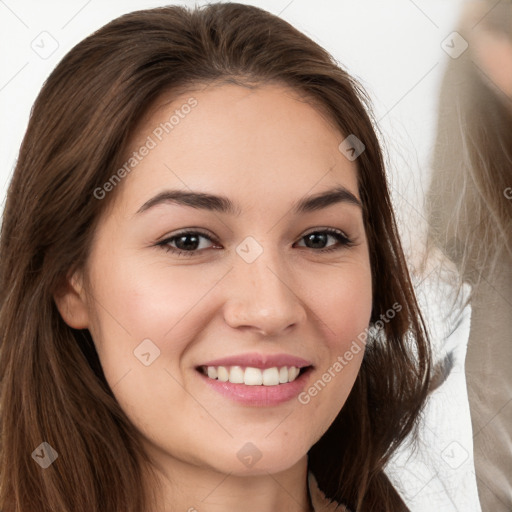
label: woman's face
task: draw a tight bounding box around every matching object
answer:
[59,83,372,477]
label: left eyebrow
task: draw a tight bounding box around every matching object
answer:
[135,185,362,216]
[293,186,362,213]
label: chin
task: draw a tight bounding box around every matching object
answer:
[223,455,307,477]
[229,440,309,476]
[184,437,308,476]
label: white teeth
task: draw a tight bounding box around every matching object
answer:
[217,366,229,382]
[229,365,244,384]
[201,365,304,385]
[288,366,300,381]
[262,367,279,386]
[244,367,263,386]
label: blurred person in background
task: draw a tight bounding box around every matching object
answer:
[426,0,512,509]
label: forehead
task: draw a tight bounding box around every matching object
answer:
[115,82,360,214]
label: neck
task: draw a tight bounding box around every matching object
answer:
[141,446,314,512]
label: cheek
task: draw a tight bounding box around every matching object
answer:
[88,253,228,345]
[305,257,373,350]
[325,277,371,340]
[84,254,231,405]
[83,256,219,435]
[294,260,372,433]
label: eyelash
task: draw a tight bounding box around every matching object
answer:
[156,228,354,257]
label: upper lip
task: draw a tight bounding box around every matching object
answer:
[198,352,313,369]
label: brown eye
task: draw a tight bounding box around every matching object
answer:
[157,230,218,257]
[295,228,353,252]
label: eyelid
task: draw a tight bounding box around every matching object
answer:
[156,227,218,244]
[301,226,350,239]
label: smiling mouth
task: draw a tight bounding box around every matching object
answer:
[197,365,312,386]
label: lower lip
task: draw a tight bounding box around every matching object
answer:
[197,368,312,406]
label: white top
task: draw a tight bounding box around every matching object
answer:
[385,260,481,511]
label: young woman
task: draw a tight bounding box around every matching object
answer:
[0,3,431,511]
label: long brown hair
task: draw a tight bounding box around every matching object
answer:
[0,4,431,511]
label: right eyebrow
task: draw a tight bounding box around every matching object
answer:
[136,189,242,216]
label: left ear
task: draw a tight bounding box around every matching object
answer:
[53,270,90,329]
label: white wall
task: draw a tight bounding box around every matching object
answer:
[0,0,465,224]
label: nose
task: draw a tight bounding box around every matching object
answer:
[222,246,307,337]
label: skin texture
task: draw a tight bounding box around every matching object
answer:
[55,83,373,512]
